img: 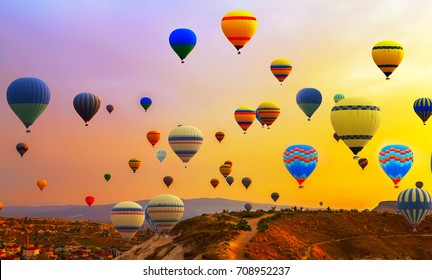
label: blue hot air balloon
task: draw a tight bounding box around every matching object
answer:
[378,144,413,188]
[242,177,252,190]
[226,176,234,186]
[413,97,432,125]
[283,144,318,188]
[296,88,322,121]
[271,192,280,202]
[169,28,197,63]
[140,97,152,112]
[73,92,101,126]
[397,187,432,232]
[7,77,51,133]
[144,205,159,233]
[244,203,252,212]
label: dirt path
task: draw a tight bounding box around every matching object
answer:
[227,214,274,260]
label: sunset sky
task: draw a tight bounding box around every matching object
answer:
[1,0,431,210]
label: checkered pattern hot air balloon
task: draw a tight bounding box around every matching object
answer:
[378,144,413,188]
[397,187,432,232]
[283,144,318,188]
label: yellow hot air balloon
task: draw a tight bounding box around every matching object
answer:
[221,10,258,54]
[36,179,47,191]
[256,101,281,129]
[128,158,141,173]
[270,58,292,85]
[219,164,232,178]
[371,40,404,80]
[234,106,255,134]
[330,97,381,159]
[111,201,145,240]
[146,194,184,234]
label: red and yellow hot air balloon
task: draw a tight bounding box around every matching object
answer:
[256,101,281,129]
[215,131,225,143]
[234,106,255,134]
[128,158,141,173]
[85,196,94,207]
[36,179,47,191]
[270,58,292,85]
[146,130,160,147]
[210,179,219,189]
[221,10,258,54]
[219,164,232,178]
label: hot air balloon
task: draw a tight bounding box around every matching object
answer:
[210,179,219,189]
[111,201,145,240]
[283,144,318,188]
[333,132,340,142]
[242,177,252,190]
[7,77,51,133]
[397,187,431,232]
[163,176,173,188]
[296,88,322,121]
[319,201,323,207]
[215,131,225,143]
[224,160,233,168]
[36,179,47,191]
[140,97,152,112]
[169,28,197,63]
[234,106,255,134]
[379,145,413,188]
[413,97,432,125]
[271,192,279,203]
[146,194,184,234]
[128,158,141,173]
[0,202,3,211]
[168,125,203,167]
[104,173,111,182]
[221,10,257,54]
[106,104,114,114]
[156,149,167,163]
[270,58,292,85]
[256,101,281,129]
[372,40,404,80]
[219,164,232,178]
[147,130,160,147]
[330,97,381,159]
[358,158,368,171]
[226,176,234,186]
[333,94,345,103]
[244,203,252,212]
[144,205,159,233]
[416,181,424,189]
[256,110,265,128]
[73,92,101,126]
[16,143,29,157]
[85,196,94,207]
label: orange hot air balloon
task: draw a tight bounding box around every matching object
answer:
[85,196,95,207]
[146,130,160,147]
[36,179,47,191]
[215,131,225,143]
[0,202,3,211]
[221,10,258,54]
[224,160,233,168]
[210,179,219,189]
[219,164,232,178]
[128,158,141,173]
[234,106,255,134]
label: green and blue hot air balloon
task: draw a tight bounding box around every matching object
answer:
[378,144,413,188]
[413,97,432,125]
[296,88,322,121]
[283,144,318,188]
[397,186,432,232]
[140,97,152,112]
[333,93,345,103]
[169,28,197,63]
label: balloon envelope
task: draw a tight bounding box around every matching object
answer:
[256,101,280,128]
[73,92,101,126]
[283,144,318,188]
[169,28,197,63]
[379,144,413,188]
[397,187,431,231]
[85,196,94,207]
[37,179,47,191]
[111,201,145,240]
[413,97,432,125]
[168,125,204,166]
[219,164,232,178]
[104,173,111,182]
[140,97,152,112]
[242,177,252,189]
[271,192,279,202]
[372,40,404,80]
[244,203,252,212]
[226,176,234,186]
[255,110,265,128]
[296,88,322,121]
[106,104,114,114]
[221,10,257,54]
[234,106,255,133]
[270,58,292,84]
[16,143,29,157]
[128,158,141,173]
[358,158,368,170]
[163,176,174,188]
[147,130,161,147]
[156,149,167,163]
[210,179,219,189]
[215,131,225,143]
[146,194,184,234]
[333,94,345,103]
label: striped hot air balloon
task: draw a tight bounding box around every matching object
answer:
[224,160,233,168]
[256,101,281,129]
[16,143,29,157]
[156,149,167,163]
[215,131,225,143]
[147,130,161,147]
[270,58,292,85]
[168,125,203,167]
[210,178,219,189]
[283,144,318,188]
[333,93,345,103]
[413,97,432,125]
[146,194,184,234]
[221,10,257,54]
[169,28,197,63]
[296,88,322,121]
[234,106,255,134]
[397,187,432,232]
[358,158,368,171]
[379,145,413,188]
[330,97,381,159]
[128,158,141,173]
[73,92,101,126]
[7,77,51,133]
[219,164,232,178]
[111,201,145,240]
[372,40,404,80]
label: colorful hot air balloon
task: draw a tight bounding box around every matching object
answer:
[144,205,159,233]
[146,194,184,234]
[234,106,255,134]
[73,92,101,126]
[333,132,340,142]
[270,58,292,85]
[413,97,432,125]
[111,201,145,240]
[256,110,265,128]
[147,130,161,147]
[226,176,234,186]
[372,40,404,80]
[168,125,203,167]
[7,77,51,133]
[128,158,141,173]
[36,179,47,191]
[330,97,381,159]
[283,144,318,188]
[397,187,431,232]
[156,149,167,163]
[244,203,252,212]
[333,94,345,103]
[224,160,233,168]
[104,173,111,182]
[256,101,281,129]
[219,164,232,178]
[106,104,114,114]
[358,158,368,171]
[163,176,174,188]
[221,10,257,54]
[296,88,322,121]
[271,192,279,203]
[16,143,29,157]
[210,178,219,189]
[215,131,225,143]
[319,201,323,207]
[169,28,197,63]
[140,97,152,112]
[242,177,252,190]
[85,196,94,207]
[379,145,413,188]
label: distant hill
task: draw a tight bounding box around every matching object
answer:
[372,201,398,213]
